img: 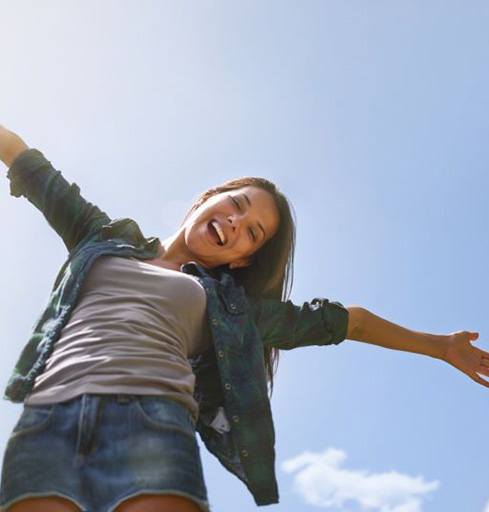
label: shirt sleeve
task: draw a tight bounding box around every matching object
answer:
[248,296,349,350]
[6,148,112,253]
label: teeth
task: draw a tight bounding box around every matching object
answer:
[211,220,226,245]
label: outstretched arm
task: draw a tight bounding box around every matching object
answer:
[1,124,112,252]
[355,308,489,389]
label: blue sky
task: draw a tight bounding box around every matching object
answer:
[1,1,488,511]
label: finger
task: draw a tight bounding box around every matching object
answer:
[478,365,489,377]
[476,348,489,359]
[471,372,489,389]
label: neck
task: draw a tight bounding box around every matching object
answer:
[158,228,201,270]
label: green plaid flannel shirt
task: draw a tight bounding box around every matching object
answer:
[3,148,350,506]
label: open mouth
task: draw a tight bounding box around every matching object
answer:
[207,220,226,246]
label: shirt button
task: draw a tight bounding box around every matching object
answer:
[230,303,236,310]
[241,449,248,457]
[217,350,224,358]
[232,415,239,423]
[224,383,231,390]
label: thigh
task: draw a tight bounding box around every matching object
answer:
[114,494,202,512]
[6,496,81,512]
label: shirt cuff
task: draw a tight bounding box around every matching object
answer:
[6,148,46,198]
[324,300,350,344]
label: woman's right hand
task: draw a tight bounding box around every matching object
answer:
[0,124,29,167]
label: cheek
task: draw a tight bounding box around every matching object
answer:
[238,238,255,256]
[184,224,203,247]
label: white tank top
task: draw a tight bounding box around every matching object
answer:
[24,255,211,423]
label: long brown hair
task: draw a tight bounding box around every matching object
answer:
[181,177,296,397]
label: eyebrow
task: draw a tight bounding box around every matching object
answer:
[242,193,266,240]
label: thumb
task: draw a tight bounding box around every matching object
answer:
[470,332,479,340]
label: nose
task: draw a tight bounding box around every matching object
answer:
[227,215,240,231]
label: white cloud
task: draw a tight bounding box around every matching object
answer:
[483,499,489,512]
[281,447,439,512]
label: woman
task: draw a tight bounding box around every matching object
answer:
[0,125,488,512]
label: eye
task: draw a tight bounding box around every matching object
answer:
[230,195,256,242]
[230,196,241,211]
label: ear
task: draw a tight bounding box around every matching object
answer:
[228,257,252,270]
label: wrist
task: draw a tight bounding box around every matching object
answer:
[0,130,29,167]
[434,334,451,361]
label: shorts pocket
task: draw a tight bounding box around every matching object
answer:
[134,397,195,439]
[10,403,56,439]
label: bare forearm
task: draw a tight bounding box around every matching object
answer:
[356,308,449,361]
[0,126,29,167]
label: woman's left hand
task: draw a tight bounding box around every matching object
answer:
[443,331,489,388]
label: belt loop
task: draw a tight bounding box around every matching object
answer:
[75,394,102,464]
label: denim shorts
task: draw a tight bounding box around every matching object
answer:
[0,393,211,512]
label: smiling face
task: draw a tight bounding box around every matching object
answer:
[182,185,281,270]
